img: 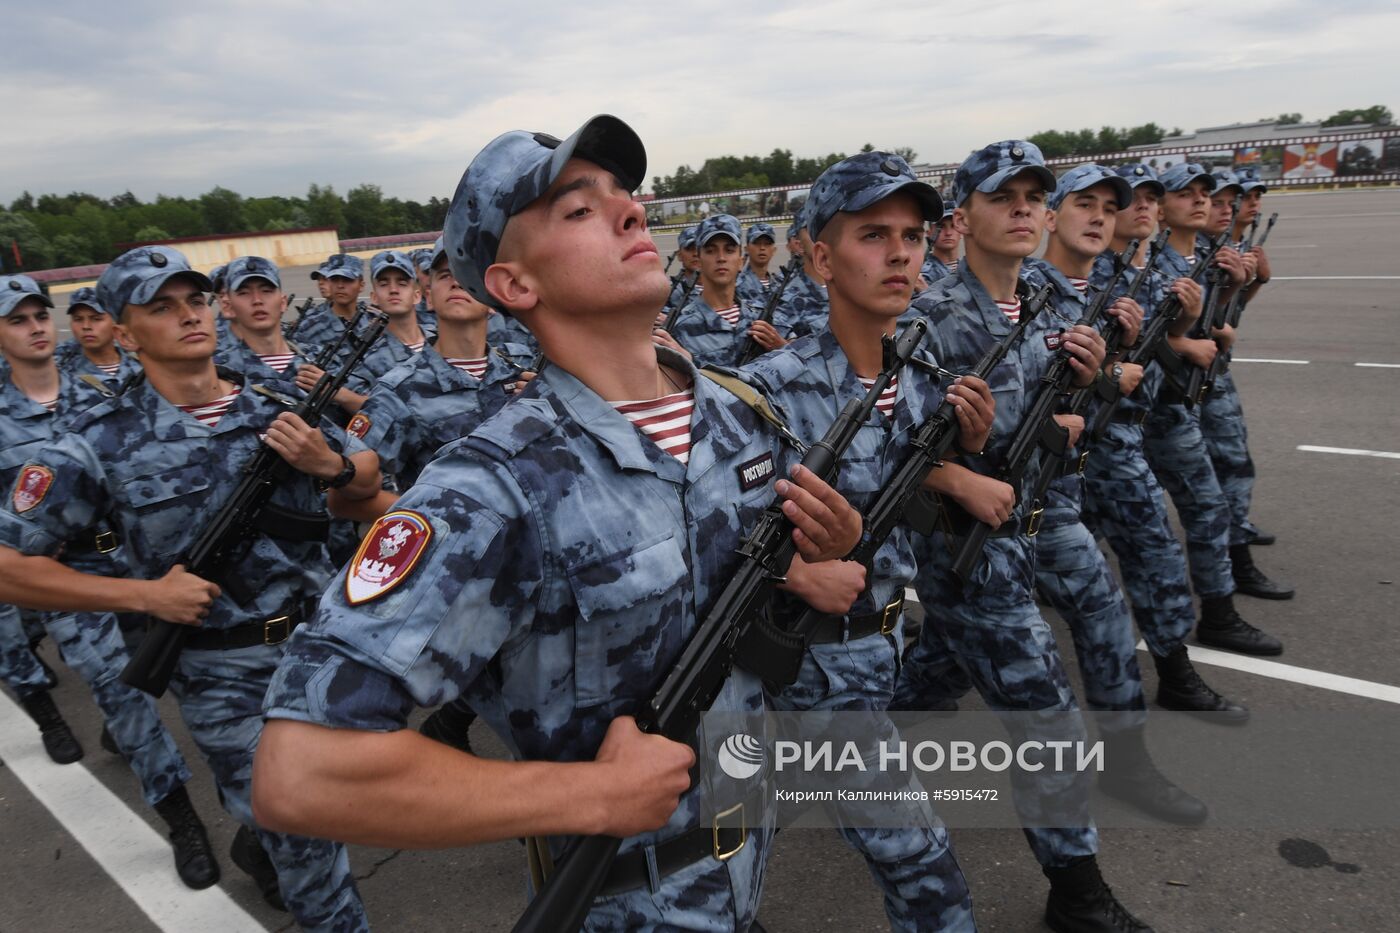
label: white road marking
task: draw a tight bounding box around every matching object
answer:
[1355,362,1400,368]
[1135,642,1400,706]
[1297,445,1400,460]
[0,691,266,933]
[1232,358,1310,364]
[1290,211,1400,219]
[1270,275,1400,281]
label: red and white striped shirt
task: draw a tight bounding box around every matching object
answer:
[995,299,1022,323]
[713,305,743,326]
[1066,276,1090,294]
[96,361,122,377]
[612,390,695,464]
[405,339,426,354]
[259,352,295,373]
[40,397,59,413]
[446,357,490,380]
[178,389,241,429]
[857,375,900,419]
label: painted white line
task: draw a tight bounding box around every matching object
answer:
[1232,358,1310,365]
[1293,211,1400,219]
[1297,445,1400,460]
[1136,641,1400,706]
[1355,362,1400,369]
[1271,276,1400,281]
[0,691,266,933]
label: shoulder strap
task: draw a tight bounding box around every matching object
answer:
[77,373,116,398]
[698,368,807,454]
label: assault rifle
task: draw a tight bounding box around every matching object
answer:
[120,310,389,697]
[949,249,1138,581]
[1159,228,1234,407]
[1225,212,1278,328]
[736,254,804,365]
[508,322,928,933]
[660,270,700,333]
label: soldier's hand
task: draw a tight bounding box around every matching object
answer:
[1117,362,1145,396]
[1181,338,1218,368]
[955,473,1016,527]
[654,309,671,329]
[746,320,789,351]
[1106,298,1145,347]
[1211,322,1237,352]
[295,364,326,394]
[1240,250,1259,280]
[651,329,692,361]
[947,376,995,454]
[592,717,694,837]
[1214,248,1247,286]
[780,555,866,615]
[1062,325,1106,386]
[1053,413,1086,449]
[145,564,220,625]
[1172,277,1204,320]
[511,371,538,395]
[1250,247,1272,283]
[776,464,863,562]
[264,412,342,479]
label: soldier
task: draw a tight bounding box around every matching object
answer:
[252,114,862,932]
[891,141,1154,933]
[738,152,989,931]
[1200,169,1292,598]
[214,256,321,380]
[736,221,781,304]
[1140,163,1283,656]
[919,207,960,286]
[776,204,832,338]
[658,214,792,368]
[786,219,803,259]
[662,224,703,314]
[1080,163,1251,721]
[289,253,366,350]
[409,246,439,338]
[0,272,218,890]
[0,246,382,930]
[55,287,141,387]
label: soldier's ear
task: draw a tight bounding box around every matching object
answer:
[811,239,835,284]
[113,320,140,355]
[1045,209,1058,234]
[484,262,539,316]
[952,207,972,238]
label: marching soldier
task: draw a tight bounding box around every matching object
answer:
[55,287,141,386]
[919,207,961,286]
[214,256,321,380]
[736,221,781,303]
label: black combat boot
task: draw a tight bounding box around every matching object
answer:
[419,697,477,754]
[1244,524,1275,546]
[230,824,287,911]
[1229,544,1294,600]
[153,785,219,889]
[28,636,58,688]
[1151,645,1249,723]
[1197,594,1283,656]
[1098,726,1208,825]
[20,691,84,764]
[1044,856,1154,933]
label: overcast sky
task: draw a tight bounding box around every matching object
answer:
[4,0,1398,206]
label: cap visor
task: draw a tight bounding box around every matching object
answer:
[324,270,361,280]
[549,114,647,194]
[130,269,214,305]
[228,273,280,292]
[979,164,1057,196]
[847,180,945,226]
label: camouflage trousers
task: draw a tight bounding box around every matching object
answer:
[1031,515,1147,732]
[172,643,367,933]
[769,624,976,932]
[893,536,1098,869]
[1141,402,1235,599]
[1198,370,1257,546]
[0,603,48,697]
[44,610,193,806]
[1081,422,1197,657]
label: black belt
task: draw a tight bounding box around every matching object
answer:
[63,527,120,556]
[808,596,903,645]
[941,510,1033,539]
[182,603,310,651]
[1110,408,1149,426]
[597,790,763,897]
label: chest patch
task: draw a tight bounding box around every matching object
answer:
[347,412,372,439]
[13,465,53,514]
[736,453,776,493]
[345,510,433,605]
[1044,330,1065,352]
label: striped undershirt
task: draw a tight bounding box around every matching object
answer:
[178,389,240,428]
[995,299,1022,323]
[405,339,426,353]
[857,375,900,419]
[446,357,489,380]
[713,305,742,326]
[40,397,59,413]
[96,361,122,376]
[611,390,695,464]
[259,353,295,373]
[1066,276,1090,294]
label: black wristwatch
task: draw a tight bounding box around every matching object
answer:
[323,453,357,490]
[1110,363,1125,384]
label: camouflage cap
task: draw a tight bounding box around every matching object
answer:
[1113,163,1166,196]
[1210,167,1244,194]
[746,222,777,244]
[66,285,107,316]
[410,247,434,273]
[96,246,212,318]
[805,151,942,240]
[1158,162,1217,193]
[786,221,801,241]
[370,249,418,282]
[696,214,743,249]
[427,236,448,271]
[225,255,282,292]
[320,253,365,280]
[209,263,228,292]
[1048,163,1132,211]
[1235,166,1269,194]
[0,274,53,317]
[443,114,646,310]
[950,140,1056,208]
[678,225,699,250]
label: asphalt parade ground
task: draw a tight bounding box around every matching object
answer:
[2,188,1398,932]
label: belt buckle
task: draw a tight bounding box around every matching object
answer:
[94,530,117,553]
[712,802,747,862]
[879,597,902,636]
[263,615,292,646]
[1076,450,1089,475]
[1026,507,1044,538]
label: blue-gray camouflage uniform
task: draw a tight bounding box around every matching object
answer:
[776,268,830,339]
[0,368,370,932]
[55,286,142,388]
[487,310,538,353]
[266,348,780,932]
[669,292,794,369]
[919,256,954,286]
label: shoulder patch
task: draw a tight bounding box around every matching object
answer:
[13,465,53,514]
[347,412,372,439]
[345,510,434,605]
[736,452,776,492]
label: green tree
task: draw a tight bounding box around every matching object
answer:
[50,233,94,267]
[0,212,54,271]
[1272,112,1303,125]
[9,192,35,213]
[305,183,345,230]
[199,186,246,233]
[344,184,391,238]
[131,225,172,243]
[891,146,919,164]
[1321,105,1393,127]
